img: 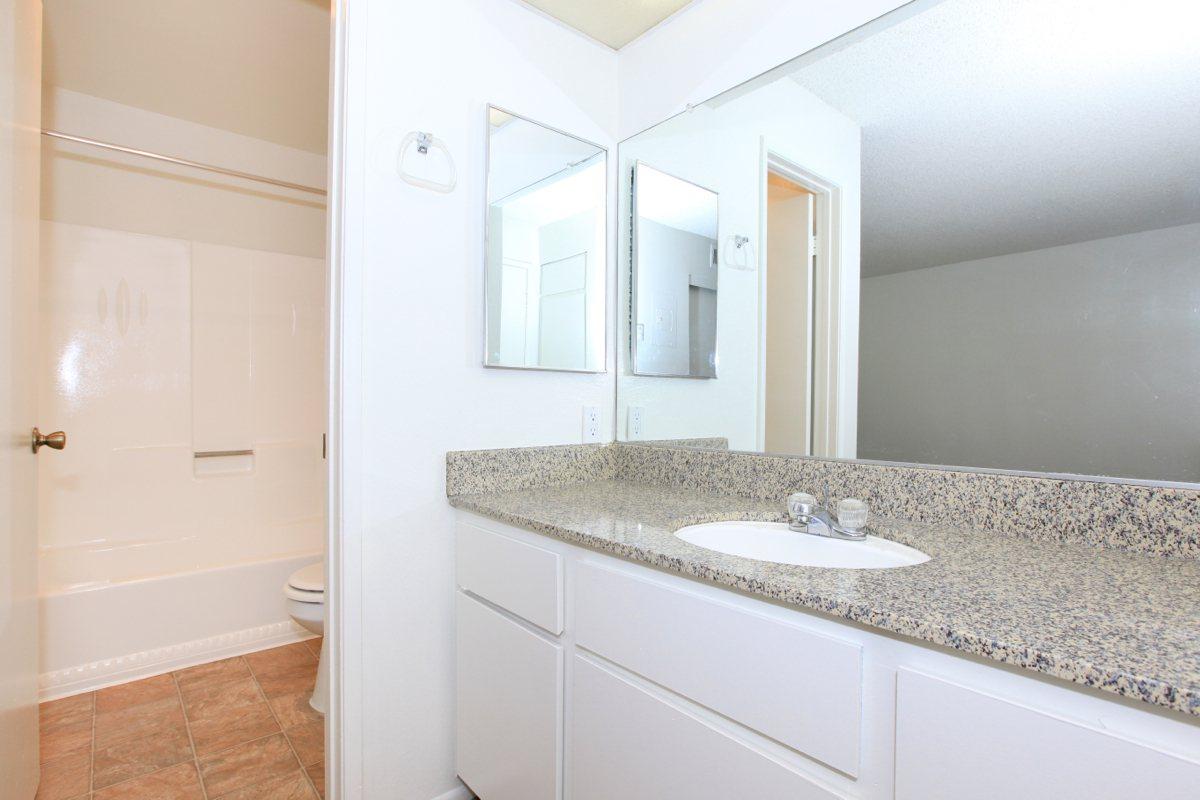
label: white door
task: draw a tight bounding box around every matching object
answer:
[0,0,43,796]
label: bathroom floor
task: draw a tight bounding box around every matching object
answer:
[36,639,325,800]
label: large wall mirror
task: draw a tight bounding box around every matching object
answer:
[616,0,1200,484]
[486,106,607,372]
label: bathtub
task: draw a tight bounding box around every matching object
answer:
[39,549,322,700]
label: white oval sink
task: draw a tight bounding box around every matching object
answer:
[675,521,929,569]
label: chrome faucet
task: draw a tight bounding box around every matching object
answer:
[786,485,867,541]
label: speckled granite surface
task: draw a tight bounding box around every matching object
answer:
[448,477,1200,718]
[640,437,730,450]
[617,444,1200,559]
[448,443,1200,558]
[446,443,617,495]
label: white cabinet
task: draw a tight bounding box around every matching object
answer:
[454,512,1200,800]
[895,668,1200,800]
[456,593,562,800]
[575,561,862,775]
[457,519,563,634]
[571,656,846,800]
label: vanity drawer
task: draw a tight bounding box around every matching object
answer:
[574,562,862,775]
[456,521,563,634]
[570,655,846,800]
[895,669,1200,799]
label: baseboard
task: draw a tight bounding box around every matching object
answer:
[39,619,317,701]
[431,783,474,800]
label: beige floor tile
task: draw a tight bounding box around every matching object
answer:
[39,693,93,727]
[213,770,317,799]
[95,673,178,714]
[36,750,91,800]
[183,676,280,755]
[92,723,193,789]
[92,761,205,800]
[175,657,252,697]
[305,761,325,799]
[38,694,94,763]
[246,645,318,700]
[198,733,299,798]
[268,690,323,730]
[94,695,186,749]
[244,643,315,673]
[284,721,323,767]
[303,638,322,660]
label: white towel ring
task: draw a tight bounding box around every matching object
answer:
[397,131,457,193]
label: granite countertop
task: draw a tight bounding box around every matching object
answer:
[449,479,1200,718]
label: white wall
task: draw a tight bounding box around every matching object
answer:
[859,223,1200,482]
[617,79,861,451]
[337,1,912,797]
[338,1,617,797]
[617,0,912,138]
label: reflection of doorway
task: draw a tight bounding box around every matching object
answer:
[760,153,841,457]
[765,173,814,454]
[537,251,587,369]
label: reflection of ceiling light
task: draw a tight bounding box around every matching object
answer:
[636,165,718,239]
[498,161,604,226]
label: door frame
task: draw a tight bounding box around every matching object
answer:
[757,147,843,458]
[325,1,356,798]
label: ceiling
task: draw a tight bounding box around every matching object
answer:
[43,0,330,154]
[521,0,694,49]
[792,0,1200,277]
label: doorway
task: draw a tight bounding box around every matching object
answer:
[0,1,337,797]
[760,153,841,457]
[764,172,816,454]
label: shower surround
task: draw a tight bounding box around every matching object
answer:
[37,220,325,698]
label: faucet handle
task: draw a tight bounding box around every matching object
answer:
[787,492,818,518]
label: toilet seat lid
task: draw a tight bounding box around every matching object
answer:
[288,562,324,593]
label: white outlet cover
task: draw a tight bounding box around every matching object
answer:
[628,406,644,439]
[582,406,601,443]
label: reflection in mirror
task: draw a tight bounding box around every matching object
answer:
[486,107,606,372]
[616,0,1200,483]
[632,163,719,378]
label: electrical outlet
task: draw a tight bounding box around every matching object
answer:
[627,406,644,440]
[582,406,601,443]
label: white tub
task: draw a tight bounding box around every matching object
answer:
[39,549,321,700]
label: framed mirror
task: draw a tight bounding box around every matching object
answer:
[615,0,1200,485]
[485,106,607,372]
[631,162,719,378]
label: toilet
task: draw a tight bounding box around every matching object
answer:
[285,562,329,713]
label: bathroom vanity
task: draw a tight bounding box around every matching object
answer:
[447,446,1200,800]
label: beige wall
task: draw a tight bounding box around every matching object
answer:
[41,87,326,258]
[765,180,812,454]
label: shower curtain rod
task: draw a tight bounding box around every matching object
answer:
[41,129,328,197]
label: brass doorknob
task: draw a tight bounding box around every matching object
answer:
[32,427,67,453]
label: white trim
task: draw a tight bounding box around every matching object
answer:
[325,1,360,799]
[39,621,315,702]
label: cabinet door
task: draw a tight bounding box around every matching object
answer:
[576,562,861,774]
[457,593,562,800]
[571,656,846,800]
[896,669,1200,800]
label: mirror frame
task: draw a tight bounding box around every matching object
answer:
[629,160,721,379]
[483,104,609,374]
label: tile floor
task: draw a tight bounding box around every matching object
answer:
[37,639,325,800]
